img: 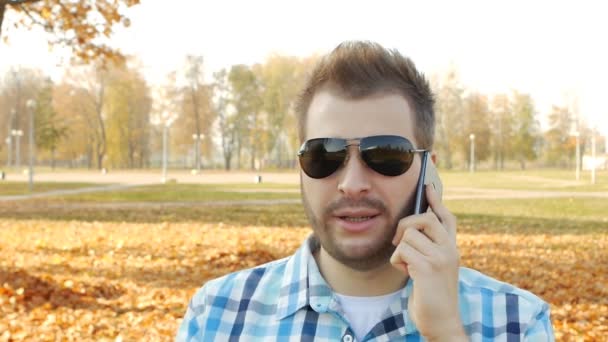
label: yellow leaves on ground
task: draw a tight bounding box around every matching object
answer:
[0,219,606,341]
[460,233,608,340]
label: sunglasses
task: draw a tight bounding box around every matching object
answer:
[297,135,426,179]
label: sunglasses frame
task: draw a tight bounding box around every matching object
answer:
[297,135,427,178]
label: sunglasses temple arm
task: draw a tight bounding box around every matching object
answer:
[413,151,429,215]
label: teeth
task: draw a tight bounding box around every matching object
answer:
[343,216,372,222]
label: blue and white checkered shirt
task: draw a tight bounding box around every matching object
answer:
[177,236,554,341]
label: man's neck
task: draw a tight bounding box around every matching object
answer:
[314,247,408,297]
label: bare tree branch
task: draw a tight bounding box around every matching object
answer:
[18,3,49,31]
[8,0,41,5]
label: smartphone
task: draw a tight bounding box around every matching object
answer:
[413,152,443,214]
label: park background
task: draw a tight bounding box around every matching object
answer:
[0,0,607,340]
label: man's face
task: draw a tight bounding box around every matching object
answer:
[301,89,422,271]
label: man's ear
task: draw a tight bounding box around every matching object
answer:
[430,151,438,165]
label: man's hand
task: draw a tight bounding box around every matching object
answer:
[390,185,467,341]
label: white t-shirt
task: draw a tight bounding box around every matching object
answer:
[335,289,402,341]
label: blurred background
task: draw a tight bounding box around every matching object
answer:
[0,1,607,341]
[0,0,606,175]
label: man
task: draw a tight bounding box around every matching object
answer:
[177,41,554,341]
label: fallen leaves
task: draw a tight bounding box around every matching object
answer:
[0,219,606,341]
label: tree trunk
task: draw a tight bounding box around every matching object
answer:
[51,148,55,170]
[0,2,6,37]
[236,139,241,170]
[87,148,92,169]
[499,152,504,170]
[224,154,231,171]
[191,86,202,171]
[97,148,104,170]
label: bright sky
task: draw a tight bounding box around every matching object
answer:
[1,0,607,134]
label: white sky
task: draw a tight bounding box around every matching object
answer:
[1,0,607,134]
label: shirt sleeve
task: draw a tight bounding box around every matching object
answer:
[175,288,208,342]
[524,303,555,341]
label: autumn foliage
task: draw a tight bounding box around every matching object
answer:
[1,0,140,64]
[0,219,606,341]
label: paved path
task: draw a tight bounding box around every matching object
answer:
[2,170,608,205]
[0,184,141,201]
[2,170,300,185]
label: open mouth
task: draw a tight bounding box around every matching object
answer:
[340,215,378,222]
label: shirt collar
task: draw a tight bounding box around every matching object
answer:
[276,234,328,320]
[275,235,419,335]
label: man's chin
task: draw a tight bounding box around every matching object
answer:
[326,240,395,271]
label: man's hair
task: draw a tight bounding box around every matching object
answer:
[295,41,435,149]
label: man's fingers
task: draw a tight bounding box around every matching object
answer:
[400,227,436,257]
[394,212,447,245]
[390,239,426,272]
[425,184,457,239]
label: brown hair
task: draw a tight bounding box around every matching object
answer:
[295,41,435,149]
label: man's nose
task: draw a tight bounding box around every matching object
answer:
[337,146,372,199]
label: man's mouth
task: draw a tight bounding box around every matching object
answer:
[332,207,383,233]
[340,215,377,222]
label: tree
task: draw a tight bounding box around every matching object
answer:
[461,92,492,167]
[35,77,67,169]
[228,64,262,170]
[254,54,309,168]
[0,67,45,167]
[434,67,464,169]
[544,105,574,167]
[1,0,140,64]
[176,55,215,171]
[510,91,540,170]
[104,63,151,168]
[62,65,109,169]
[490,94,514,170]
[52,82,93,168]
[212,69,237,170]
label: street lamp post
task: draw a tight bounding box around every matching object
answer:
[5,137,11,168]
[26,99,36,192]
[192,133,205,173]
[6,109,15,168]
[591,130,596,185]
[469,133,476,173]
[572,131,581,181]
[158,112,177,184]
[11,129,23,169]
[162,123,169,183]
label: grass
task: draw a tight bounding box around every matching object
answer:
[43,183,300,202]
[0,182,100,196]
[2,169,606,199]
[440,169,608,191]
[2,197,606,235]
[445,197,608,223]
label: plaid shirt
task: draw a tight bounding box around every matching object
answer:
[177,236,554,341]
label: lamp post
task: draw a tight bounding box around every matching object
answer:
[5,137,11,168]
[591,129,596,185]
[11,129,23,168]
[469,133,476,173]
[192,133,205,173]
[572,131,581,181]
[160,113,177,184]
[26,99,36,192]
[6,109,15,168]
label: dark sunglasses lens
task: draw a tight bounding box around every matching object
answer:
[361,136,415,176]
[299,139,346,178]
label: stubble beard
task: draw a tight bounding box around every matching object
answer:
[301,185,412,271]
